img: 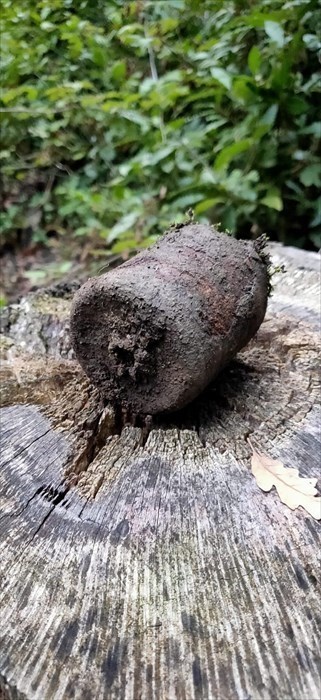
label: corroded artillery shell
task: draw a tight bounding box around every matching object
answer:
[70,224,269,414]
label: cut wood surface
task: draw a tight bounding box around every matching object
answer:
[0,243,320,700]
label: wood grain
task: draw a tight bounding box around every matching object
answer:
[0,245,320,700]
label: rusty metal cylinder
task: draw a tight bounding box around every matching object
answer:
[70,224,269,415]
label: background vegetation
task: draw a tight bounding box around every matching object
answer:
[1,0,320,290]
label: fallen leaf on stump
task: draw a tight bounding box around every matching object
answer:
[248,440,321,520]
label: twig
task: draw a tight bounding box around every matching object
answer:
[147,44,159,81]
[0,106,75,114]
[143,25,166,142]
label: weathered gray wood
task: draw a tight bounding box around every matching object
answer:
[0,245,320,700]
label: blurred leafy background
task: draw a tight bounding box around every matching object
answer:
[0,0,320,302]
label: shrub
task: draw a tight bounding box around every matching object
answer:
[1,0,320,254]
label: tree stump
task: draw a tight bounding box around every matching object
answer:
[0,244,320,700]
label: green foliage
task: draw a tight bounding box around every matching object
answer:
[1,0,320,252]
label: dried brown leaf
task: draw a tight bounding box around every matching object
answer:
[249,440,321,520]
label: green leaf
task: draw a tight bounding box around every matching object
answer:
[171,192,205,208]
[287,97,308,116]
[299,165,321,188]
[107,212,140,242]
[74,226,92,237]
[111,60,127,82]
[309,231,321,248]
[141,145,177,166]
[264,21,285,48]
[221,206,237,233]
[111,238,138,253]
[260,104,278,127]
[24,269,47,283]
[303,34,321,51]
[300,122,321,138]
[232,77,256,103]
[57,261,73,274]
[214,140,252,171]
[242,11,287,29]
[210,67,231,90]
[310,198,321,227]
[195,197,225,214]
[248,46,261,75]
[261,188,283,211]
[118,110,150,133]
[159,18,179,34]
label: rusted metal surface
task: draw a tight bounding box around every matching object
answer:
[70,225,269,414]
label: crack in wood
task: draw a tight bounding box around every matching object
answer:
[0,427,52,470]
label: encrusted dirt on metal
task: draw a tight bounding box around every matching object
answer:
[70,225,269,414]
